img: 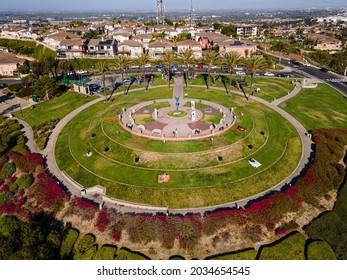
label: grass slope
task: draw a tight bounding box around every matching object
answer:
[279,83,347,130]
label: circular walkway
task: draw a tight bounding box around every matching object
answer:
[17,80,312,215]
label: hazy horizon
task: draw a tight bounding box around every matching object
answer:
[1,0,346,12]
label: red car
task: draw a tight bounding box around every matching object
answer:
[195,64,204,69]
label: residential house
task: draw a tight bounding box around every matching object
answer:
[196,26,215,33]
[133,34,153,49]
[0,50,25,76]
[18,29,38,40]
[86,39,100,56]
[85,39,118,57]
[161,27,178,39]
[304,33,342,51]
[148,41,174,59]
[58,38,84,58]
[176,40,202,58]
[195,32,231,50]
[219,39,257,57]
[98,39,118,57]
[112,31,132,43]
[117,40,143,58]
[43,31,81,50]
[0,27,22,38]
[235,25,260,37]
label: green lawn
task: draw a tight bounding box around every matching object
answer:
[14,92,98,150]
[189,75,296,102]
[279,83,347,130]
[55,87,301,208]
[251,77,296,102]
[14,92,97,127]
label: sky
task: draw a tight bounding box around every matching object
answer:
[1,0,346,11]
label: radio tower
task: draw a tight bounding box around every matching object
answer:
[156,0,165,25]
[188,0,196,24]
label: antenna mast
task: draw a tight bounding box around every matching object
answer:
[188,0,196,24]
[156,0,165,25]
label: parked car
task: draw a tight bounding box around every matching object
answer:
[124,77,137,83]
[130,65,140,69]
[277,73,286,77]
[302,62,310,66]
[0,83,8,89]
[264,72,275,77]
[195,64,204,69]
[76,70,88,74]
[235,70,246,76]
[89,84,101,92]
[289,59,300,65]
[319,67,329,72]
[144,64,152,68]
[114,82,123,88]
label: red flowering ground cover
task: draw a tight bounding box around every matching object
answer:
[8,152,44,173]
[95,209,109,233]
[90,129,347,249]
[68,198,98,221]
[28,172,68,212]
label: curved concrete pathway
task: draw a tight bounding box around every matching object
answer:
[16,82,312,215]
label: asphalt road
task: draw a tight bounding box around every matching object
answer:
[275,57,347,95]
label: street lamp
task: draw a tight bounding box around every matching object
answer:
[18,101,23,118]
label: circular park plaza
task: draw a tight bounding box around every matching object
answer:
[55,77,303,210]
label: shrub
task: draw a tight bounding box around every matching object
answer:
[73,234,96,259]
[8,83,23,92]
[0,162,16,180]
[0,191,12,205]
[28,172,68,212]
[9,182,19,193]
[16,173,34,190]
[16,87,34,98]
[306,240,336,260]
[94,245,117,260]
[0,184,9,193]
[8,152,44,173]
[68,198,98,221]
[59,228,79,260]
[95,210,110,233]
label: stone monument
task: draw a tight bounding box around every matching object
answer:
[191,111,196,121]
[191,100,195,110]
[175,96,180,113]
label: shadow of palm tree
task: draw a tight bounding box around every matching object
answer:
[201,73,209,88]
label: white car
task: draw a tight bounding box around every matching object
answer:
[144,64,152,68]
[235,70,246,76]
[303,62,310,66]
[264,72,275,77]
[130,65,140,69]
[76,70,88,74]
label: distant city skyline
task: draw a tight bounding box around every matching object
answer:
[1,0,346,12]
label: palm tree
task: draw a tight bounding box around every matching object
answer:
[95,61,109,100]
[135,50,151,90]
[202,50,221,90]
[244,55,268,98]
[179,48,195,87]
[161,50,177,88]
[223,51,242,93]
[112,55,131,95]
